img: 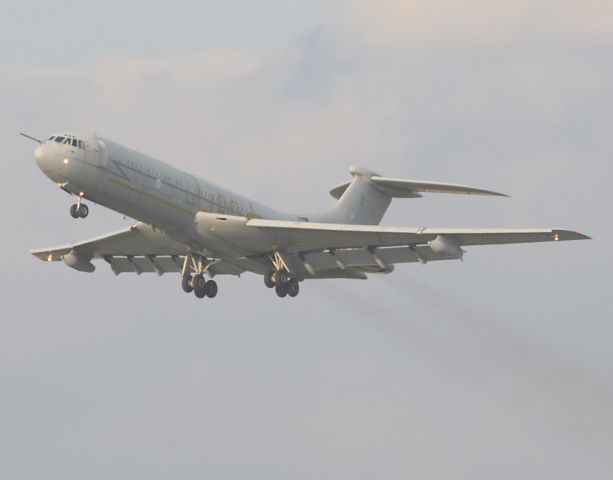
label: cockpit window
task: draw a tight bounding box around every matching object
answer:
[50,135,85,148]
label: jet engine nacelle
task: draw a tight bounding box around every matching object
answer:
[428,235,464,259]
[62,249,95,272]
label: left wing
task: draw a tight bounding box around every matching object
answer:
[246,219,588,251]
[251,220,589,276]
[193,213,590,278]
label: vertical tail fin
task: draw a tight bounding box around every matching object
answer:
[309,166,392,225]
[308,166,507,226]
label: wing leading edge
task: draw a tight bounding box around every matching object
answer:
[245,218,589,252]
[32,215,590,279]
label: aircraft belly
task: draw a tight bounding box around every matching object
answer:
[194,211,279,255]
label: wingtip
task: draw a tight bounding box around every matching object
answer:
[471,190,509,198]
[553,229,592,241]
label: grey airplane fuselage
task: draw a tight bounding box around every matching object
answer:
[34,132,294,255]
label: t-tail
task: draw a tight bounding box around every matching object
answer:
[309,166,508,226]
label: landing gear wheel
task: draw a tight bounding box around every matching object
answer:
[275,284,288,298]
[264,272,275,289]
[181,275,194,293]
[70,204,79,218]
[78,204,89,218]
[193,275,207,298]
[287,279,299,297]
[205,280,218,298]
[275,270,288,285]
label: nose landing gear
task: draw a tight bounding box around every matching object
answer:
[69,194,89,218]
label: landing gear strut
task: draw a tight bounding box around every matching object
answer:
[70,194,88,219]
[265,251,301,298]
[180,253,218,300]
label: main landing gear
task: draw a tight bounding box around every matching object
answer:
[264,252,300,298]
[69,194,89,219]
[180,253,218,300]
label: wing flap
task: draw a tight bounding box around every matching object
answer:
[105,256,136,275]
[285,245,449,276]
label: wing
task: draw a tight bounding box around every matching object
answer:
[246,219,589,250]
[189,212,589,279]
[240,218,589,278]
[31,223,244,276]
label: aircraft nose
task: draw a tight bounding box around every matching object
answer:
[34,143,53,175]
[34,145,44,162]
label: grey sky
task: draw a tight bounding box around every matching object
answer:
[1,1,612,479]
[1,0,329,68]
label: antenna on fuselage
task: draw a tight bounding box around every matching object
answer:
[19,132,42,144]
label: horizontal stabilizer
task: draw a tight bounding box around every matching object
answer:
[329,176,507,199]
[371,176,508,198]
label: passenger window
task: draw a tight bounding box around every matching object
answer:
[63,138,71,145]
[72,139,78,147]
[78,140,84,149]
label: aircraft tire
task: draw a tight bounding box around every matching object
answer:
[276,270,288,285]
[205,280,218,298]
[78,204,89,218]
[70,204,79,218]
[193,275,207,298]
[264,272,275,288]
[275,284,288,298]
[182,275,194,293]
[287,280,299,297]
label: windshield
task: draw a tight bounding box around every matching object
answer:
[49,135,85,149]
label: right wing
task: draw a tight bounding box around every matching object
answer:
[31,223,244,276]
[31,223,187,261]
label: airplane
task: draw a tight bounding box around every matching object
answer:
[25,131,590,299]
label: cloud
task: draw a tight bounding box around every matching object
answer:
[337,0,613,49]
[2,2,612,478]
[4,1,611,221]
